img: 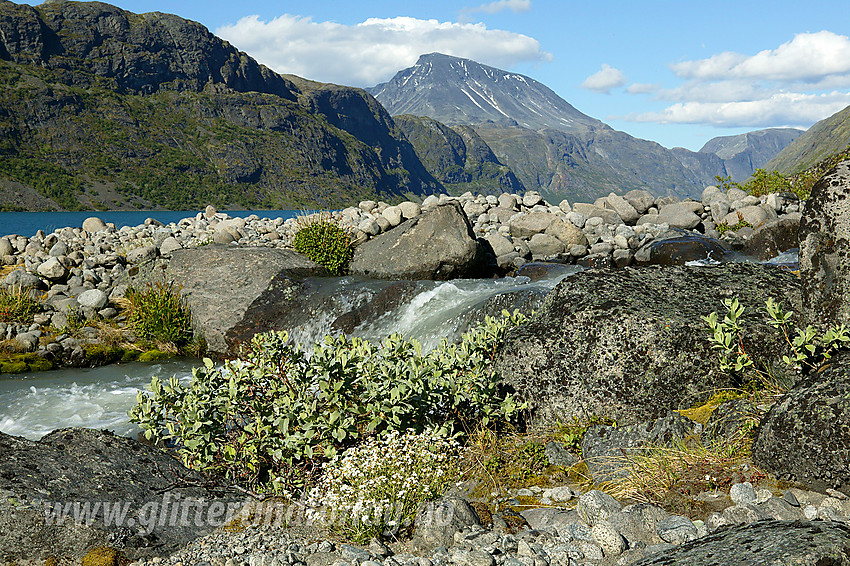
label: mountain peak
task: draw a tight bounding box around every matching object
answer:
[370,53,602,132]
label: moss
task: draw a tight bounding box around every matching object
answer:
[0,353,53,374]
[120,349,141,362]
[137,349,172,362]
[83,344,125,365]
[80,546,129,566]
[44,557,58,566]
[677,390,748,426]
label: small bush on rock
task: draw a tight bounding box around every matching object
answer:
[308,430,460,543]
[292,217,354,275]
[0,286,39,322]
[125,280,196,352]
[130,311,528,492]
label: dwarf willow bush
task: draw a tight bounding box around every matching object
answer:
[125,280,194,351]
[130,310,528,492]
[292,217,354,275]
[703,297,850,388]
[309,430,460,543]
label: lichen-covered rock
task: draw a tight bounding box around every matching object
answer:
[411,496,480,552]
[799,159,850,327]
[0,428,238,562]
[631,520,850,565]
[350,201,485,280]
[495,263,798,426]
[753,350,850,496]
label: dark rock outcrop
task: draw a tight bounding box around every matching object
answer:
[634,230,728,266]
[632,520,850,565]
[165,245,328,355]
[799,159,850,327]
[0,428,237,561]
[744,213,802,261]
[349,201,486,280]
[495,263,799,427]
[753,350,850,496]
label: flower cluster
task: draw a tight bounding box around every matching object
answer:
[308,430,460,543]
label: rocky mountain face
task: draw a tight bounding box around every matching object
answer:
[0,1,440,210]
[392,114,524,194]
[370,53,794,204]
[767,104,850,175]
[699,128,803,181]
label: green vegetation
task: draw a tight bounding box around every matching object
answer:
[0,352,53,373]
[292,217,355,275]
[125,281,198,354]
[715,212,753,234]
[130,311,528,493]
[555,414,618,455]
[311,431,460,542]
[703,297,849,389]
[715,168,814,201]
[0,286,40,323]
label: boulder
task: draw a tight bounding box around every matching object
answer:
[722,205,771,228]
[634,230,728,265]
[349,201,485,280]
[36,256,68,281]
[743,213,802,261]
[0,428,239,562]
[126,245,158,264]
[799,159,850,328]
[624,189,656,214]
[605,193,640,224]
[753,350,850,496]
[495,263,798,426]
[81,217,106,233]
[398,201,421,219]
[76,289,109,310]
[631,520,850,566]
[165,245,328,355]
[509,212,557,238]
[545,218,587,247]
[3,269,44,290]
[528,233,565,257]
[484,233,514,257]
[411,496,480,552]
[0,236,13,256]
[657,203,702,230]
[573,203,624,225]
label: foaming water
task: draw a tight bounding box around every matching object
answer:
[0,359,197,439]
[0,266,580,440]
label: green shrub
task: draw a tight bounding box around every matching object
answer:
[703,297,850,389]
[308,430,460,543]
[292,218,354,275]
[125,281,194,351]
[130,310,529,492]
[0,286,40,323]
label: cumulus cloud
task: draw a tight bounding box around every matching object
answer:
[580,64,626,94]
[461,0,532,16]
[623,31,850,128]
[624,91,850,128]
[216,14,550,87]
[626,82,661,95]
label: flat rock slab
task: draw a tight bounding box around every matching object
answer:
[632,520,850,565]
[496,263,800,426]
[166,245,328,355]
[0,428,238,561]
[349,201,485,280]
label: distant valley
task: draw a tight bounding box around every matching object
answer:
[370,53,804,204]
[0,2,840,212]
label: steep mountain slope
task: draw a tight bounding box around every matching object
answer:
[767,105,850,175]
[370,53,728,202]
[0,1,439,210]
[392,115,524,194]
[369,52,602,132]
[699,128,803,180]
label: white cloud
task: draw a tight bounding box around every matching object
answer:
[624,91,850,128]
[461,0,532,16]
[580,64,626,94]
[623,31,850,128]
[626,82,661,94]
[216,14,550,87]
[671,31,850,82]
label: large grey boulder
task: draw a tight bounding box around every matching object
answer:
[509,212,557,238]
[744,213,802,261]
[0,428,238,562]
[656,203,702,230]
[495,263,798,426]
[753,350,850,496]
[350,201,485,280]
[799,159,850,327]
[631,520,850,565]
[165,245,328,355]
[634,230,728,266]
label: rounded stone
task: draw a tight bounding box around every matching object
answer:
[398,201,421,219]
[160,237,183,255]
[204,205,217,219]
[37,257,68,281]
[126,245,159,264]
[592,520,627,557]
[77,289,109,310]
[82,217,107,233]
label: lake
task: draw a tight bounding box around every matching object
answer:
[0,209,302,238]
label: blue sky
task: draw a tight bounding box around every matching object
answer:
[91,1,850,151]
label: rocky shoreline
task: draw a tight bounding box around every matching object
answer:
[1,185,802,371]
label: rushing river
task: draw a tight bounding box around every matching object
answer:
[0,266,581,440]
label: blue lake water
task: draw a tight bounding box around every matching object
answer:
[0,209,302,238]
